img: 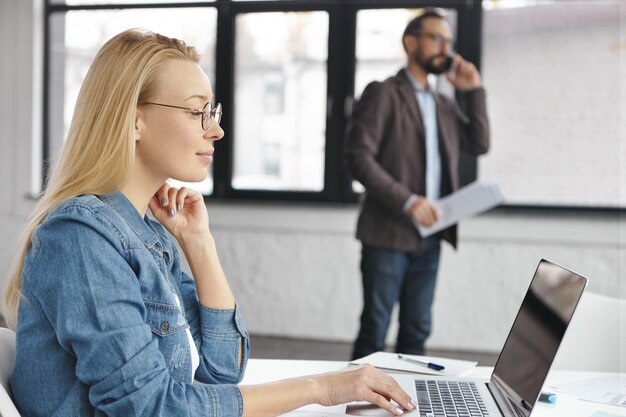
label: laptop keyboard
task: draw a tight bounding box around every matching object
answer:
[415,380,490,417]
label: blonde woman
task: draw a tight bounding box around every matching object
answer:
[2,30,415,417]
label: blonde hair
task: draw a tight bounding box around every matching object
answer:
[2,29,199,330]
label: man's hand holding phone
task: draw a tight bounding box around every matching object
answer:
[446,54,482,92]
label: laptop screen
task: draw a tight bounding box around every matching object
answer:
[491,259,587,415]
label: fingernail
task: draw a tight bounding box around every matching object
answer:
[176,203,181,211]
[160,199,167,206]
[395,408,404,415]
[411,400,417,408]
[169,208,175,216]
[408,400,417,409]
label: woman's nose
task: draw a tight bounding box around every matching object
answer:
[204,124,224,141]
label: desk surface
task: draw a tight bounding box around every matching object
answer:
[242,359,625,417]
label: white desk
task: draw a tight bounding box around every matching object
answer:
[242,359,625,417]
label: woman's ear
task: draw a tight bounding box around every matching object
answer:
[135,107,143,142]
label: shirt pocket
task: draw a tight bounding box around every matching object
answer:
[144,300,192,382]
[144,300,189,336]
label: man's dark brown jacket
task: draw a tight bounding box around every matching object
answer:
[344,69,490,251]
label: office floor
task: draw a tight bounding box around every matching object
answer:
[249,335,499,366]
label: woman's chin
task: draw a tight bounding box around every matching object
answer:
[171,172,209,184]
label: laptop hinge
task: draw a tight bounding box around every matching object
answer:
[486,382,516,417]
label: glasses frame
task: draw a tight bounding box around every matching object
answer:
[142,101,222,130]
[414,32,455,50]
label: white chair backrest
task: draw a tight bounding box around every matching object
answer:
[552,292,625,373]
[0,327,20,417]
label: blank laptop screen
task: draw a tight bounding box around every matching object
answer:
[491,259,587,413]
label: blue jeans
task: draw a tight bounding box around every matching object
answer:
[352,236,441,359]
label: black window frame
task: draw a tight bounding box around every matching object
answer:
[42,0,491,205]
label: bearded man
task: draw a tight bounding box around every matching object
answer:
[344,9,490,359]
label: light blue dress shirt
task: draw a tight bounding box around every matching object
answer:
[405,69,441,205]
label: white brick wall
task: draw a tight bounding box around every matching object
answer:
[481,2,626,207]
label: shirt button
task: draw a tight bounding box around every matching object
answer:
[161,320,170,331]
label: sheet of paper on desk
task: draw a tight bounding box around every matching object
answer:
[551,375,626,408]
[589,412,626,417]
[416,180,504,238]
[350,351,476,377]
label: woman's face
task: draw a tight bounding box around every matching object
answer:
[135,59,224,184]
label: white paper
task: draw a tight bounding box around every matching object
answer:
[550,375,626,408]
[416,180,504,238]
[350,351,476,377]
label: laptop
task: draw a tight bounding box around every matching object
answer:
[393,259,588,417]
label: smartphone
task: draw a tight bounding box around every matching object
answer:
[443,54,456,78]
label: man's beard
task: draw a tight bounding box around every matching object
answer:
[416,53,453,75]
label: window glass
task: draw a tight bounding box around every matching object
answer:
[480,0,625,208]
[48,8,217,194]
[49,0,212,5]
[232,11,329,191]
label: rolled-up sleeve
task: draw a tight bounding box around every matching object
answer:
[202,384,244,417]
[195,302,249,384]
[166,233,249,385]
[178,265,250,384]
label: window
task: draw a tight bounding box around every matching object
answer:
[233,11,328,192]
[47,6,217,194]
[43,1,484,203]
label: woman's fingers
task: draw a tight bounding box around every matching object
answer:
[365,392,405,416]
[157,184,192,217]
[156,183,171,207]
[370,375,416,414]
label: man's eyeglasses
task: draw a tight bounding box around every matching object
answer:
[142,101,222,130]
[415,32,455,49]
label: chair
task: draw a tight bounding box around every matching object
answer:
[0,327,20,417]
[552,291,625,373]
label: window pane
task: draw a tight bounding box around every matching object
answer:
[353,8,457,192]
[232,11,328,191]
[355,8,457,98]
[48,8,217,195]
[49,0,213,5]
[480,1,625,208]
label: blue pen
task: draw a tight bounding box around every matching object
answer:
[397,354,445,371]
[538,392,557,404]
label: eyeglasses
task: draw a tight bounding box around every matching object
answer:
[415,32,455,49]
[142,101,222,130]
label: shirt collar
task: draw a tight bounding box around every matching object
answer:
[404,68,434,93]
[98,191,161,250]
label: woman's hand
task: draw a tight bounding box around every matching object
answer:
[148,183,210,242]
[316,365,416,415]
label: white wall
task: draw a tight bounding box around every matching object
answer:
[206,203,624,354]
[0,1,624,359]
[0,0,43,291]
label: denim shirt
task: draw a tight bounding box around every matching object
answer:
[11,192,249,417]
